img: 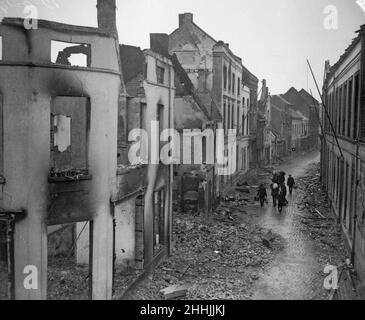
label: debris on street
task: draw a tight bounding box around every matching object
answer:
[47,257,89,300]
[124,202,284,300]
[295,162,360,300]
[160,284,189,300]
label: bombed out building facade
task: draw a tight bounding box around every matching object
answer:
[0,2,325,301]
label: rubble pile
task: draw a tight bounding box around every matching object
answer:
[128,208,284,300]
[113,267,143,299]
[294,163,359,299]
[295,163,347,265]
[47,257,89,300]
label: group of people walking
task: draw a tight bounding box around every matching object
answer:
[256,171,295,213]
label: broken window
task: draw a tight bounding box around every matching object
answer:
[51,40,91,67]
[50,97,90,181]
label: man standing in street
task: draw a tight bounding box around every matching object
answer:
[287,175,295,195]
[257,184,268,207]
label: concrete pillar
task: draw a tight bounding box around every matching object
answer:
[14,215,47,300]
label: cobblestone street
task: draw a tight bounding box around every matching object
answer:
[123,152,354,300]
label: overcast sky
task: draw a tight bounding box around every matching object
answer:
[1,0,364,98]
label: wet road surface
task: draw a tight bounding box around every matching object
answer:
[252,152,322,300]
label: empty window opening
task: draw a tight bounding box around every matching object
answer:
[156,66,165,84]
[51,40,91,67]
[50,97,90,181]
[53,115,71,153]
[47,222,92,300]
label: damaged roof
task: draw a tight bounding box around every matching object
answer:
[327,27,363,78]
[172,54,222,122]
[119,44,146,97]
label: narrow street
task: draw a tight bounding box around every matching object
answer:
[252,152,323,300]
[122,152,351,300]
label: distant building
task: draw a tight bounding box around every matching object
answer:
[289,109,309,154]
[257,80,272,166]
[270,95,293,159]
[282,87,319,152]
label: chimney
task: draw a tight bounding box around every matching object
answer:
[150,34,170,57]
[97,0,117,34]
[179,13,193,27]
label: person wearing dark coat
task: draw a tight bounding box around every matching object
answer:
[287,175,295,195]
[278,184,287,212]
[257,184,267,207]
[278,171,285,185]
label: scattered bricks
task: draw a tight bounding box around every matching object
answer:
[160,284,189,300]
[235,187,250,194]
[262,230,275,249]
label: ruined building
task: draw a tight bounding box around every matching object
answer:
[0,0,176,301]
[270,95,293,159]
[116,39,175,279]
[0,0,122,299]
[168,12,258,193]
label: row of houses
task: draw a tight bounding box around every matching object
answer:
[256,79,320,166]
[0,1,319,300]
[321,23,365,297]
